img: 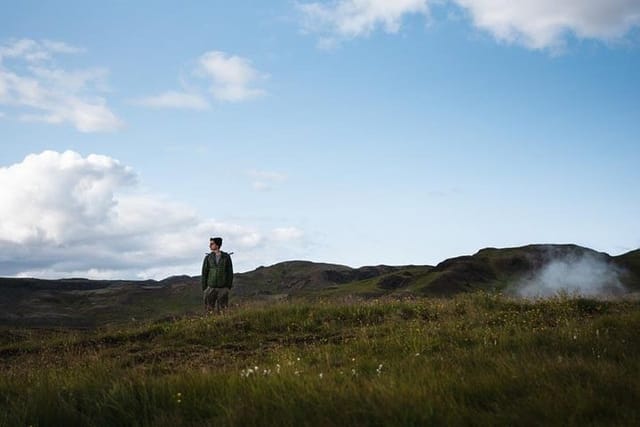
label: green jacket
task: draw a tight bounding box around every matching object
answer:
[201,251,234,290]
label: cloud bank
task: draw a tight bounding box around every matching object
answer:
[0,38,123,132]
[0,151,305,279]
[298,0,640,50]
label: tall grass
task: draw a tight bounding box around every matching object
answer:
[1,293,639,426]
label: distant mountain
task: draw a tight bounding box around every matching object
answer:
[233,244,639,298]
[233,261,409,299]
[1,244,638,327]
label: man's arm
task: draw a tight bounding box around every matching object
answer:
[201,255,209,291]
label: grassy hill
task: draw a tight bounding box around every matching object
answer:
[2,244,639,425]
[1,293,639,426]
[1,244,638,328]
[238,244,640,298]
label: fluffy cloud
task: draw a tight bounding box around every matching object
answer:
[134,50,267,108]
[0,38,123,132]
[198,51,267,102]
[454,0,640,50]
[298,0,429,47]
[298,0,640,50]
[0,39,83,62]
[0,151,305,279]
[0,151,135,245]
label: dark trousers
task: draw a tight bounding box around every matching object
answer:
[203,287,229,313]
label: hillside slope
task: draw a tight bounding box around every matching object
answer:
[1,244,638,327]
[2,294,640,426]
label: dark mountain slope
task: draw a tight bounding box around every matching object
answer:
[614,249,640,290]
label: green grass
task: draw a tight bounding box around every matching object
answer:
[1,293,639,426]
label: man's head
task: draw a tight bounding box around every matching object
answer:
[209,237,223,251]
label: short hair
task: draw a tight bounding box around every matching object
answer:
[210,237,223,247]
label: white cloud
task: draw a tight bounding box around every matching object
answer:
[0,38,122,132]
[198,51,267,102]
[0,38,83,62]
[247,169,287,191]
[0,151,305,279]
[0,150,136,245]
[298,0,640,50]
[133,50,266,108]
[453,0,640,50]
[41,40,85,55]
[298,0,430,45]
[131,90,210,110]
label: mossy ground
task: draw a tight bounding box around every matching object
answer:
[1,293,639,426]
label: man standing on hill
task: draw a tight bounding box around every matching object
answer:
[201,237,234,313]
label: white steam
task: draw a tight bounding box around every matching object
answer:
[516,252,625,298]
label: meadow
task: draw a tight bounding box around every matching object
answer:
[1,292,639,426]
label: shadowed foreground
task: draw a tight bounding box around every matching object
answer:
[1,293,639,426]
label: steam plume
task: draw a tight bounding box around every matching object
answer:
[516,251,625,298]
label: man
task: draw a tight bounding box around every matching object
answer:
[201,237,234,313]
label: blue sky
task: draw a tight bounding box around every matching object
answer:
[1,1,639,279]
